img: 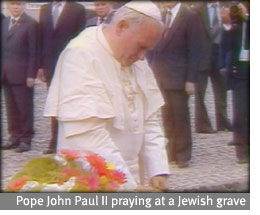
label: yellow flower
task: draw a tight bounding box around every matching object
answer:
[99,176,109,185]
[106,162,115,170]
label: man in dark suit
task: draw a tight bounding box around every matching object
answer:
[1,1,38,153]
[37,1,86,154]
[219,3,249,163]
[149,2,201,168]
[1,12,5,20]
[192,1,232,133]
[85,1,115,27]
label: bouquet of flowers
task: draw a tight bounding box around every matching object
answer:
[5,150,126,192]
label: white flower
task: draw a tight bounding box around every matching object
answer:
[60,177,76,191]
[75,158,91,171]
[40,177,76,192]
[41,184,63,192]
[20,181,40,192]
[53,154,67,166]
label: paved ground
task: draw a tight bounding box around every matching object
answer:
[1,80,249,192]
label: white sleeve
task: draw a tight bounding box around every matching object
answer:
[139,110,170,179]
[44,46,115,121]
[59,118,137,191]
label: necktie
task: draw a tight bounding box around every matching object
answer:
[161,8,167,24]
[162,9,172,38]
[165,9,172,29]
[52,3,61,28]
[9,18,17,31]
[99,17,105,25]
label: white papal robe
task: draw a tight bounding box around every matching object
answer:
[44,26,169,190]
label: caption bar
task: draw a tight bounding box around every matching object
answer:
[0,193,250,210]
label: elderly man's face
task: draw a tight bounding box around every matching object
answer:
[94,2,112,18]
[115,19,162,67]
[7,2,25,17]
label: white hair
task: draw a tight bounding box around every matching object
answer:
[108,6,163,30]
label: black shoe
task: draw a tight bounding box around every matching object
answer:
[15,142,30,153]
[196,128,217,134]
[236,157,248,164]
[227,141,237,146]
[2,141,19,150]
[218,128,231,132]
[43,148,56,154]
[177,161,190,168]
[217,126,232,132]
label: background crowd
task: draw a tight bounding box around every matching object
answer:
[1,0,249,174]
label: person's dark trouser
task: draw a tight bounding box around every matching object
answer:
[47,79,58,151]
[3,81,34,145]
[195,44,231,131]
[161,89,192,162]
[48,117,58,150]
[195,70,214,131]
[232,65,249,160]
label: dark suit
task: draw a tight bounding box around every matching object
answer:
[220,16,249,161]
[193,2,231,132]
[39,2,86,81]
[85,10,115,28]
[1,13,5,21]
[39,2,86,151]
[149,4,201,163]
[1,13,38,146]
[85,16,99,28]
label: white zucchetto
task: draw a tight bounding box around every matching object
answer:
[124,1,162,22]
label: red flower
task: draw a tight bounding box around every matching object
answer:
[86,174,100,191]
[110,170,125,184]
[7,178,28,191]
[59,149,79,160]
[85,154,106,173]
[74,174,100,191]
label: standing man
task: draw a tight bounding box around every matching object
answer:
[37,1,86,154]
[193,1,232,133]
[44,1,169,191]
[85,1,115,27]
[219,3,249,163]
[1,1,38,152]
[149,2,201,167]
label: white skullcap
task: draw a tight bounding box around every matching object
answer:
[124,1,162,22]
